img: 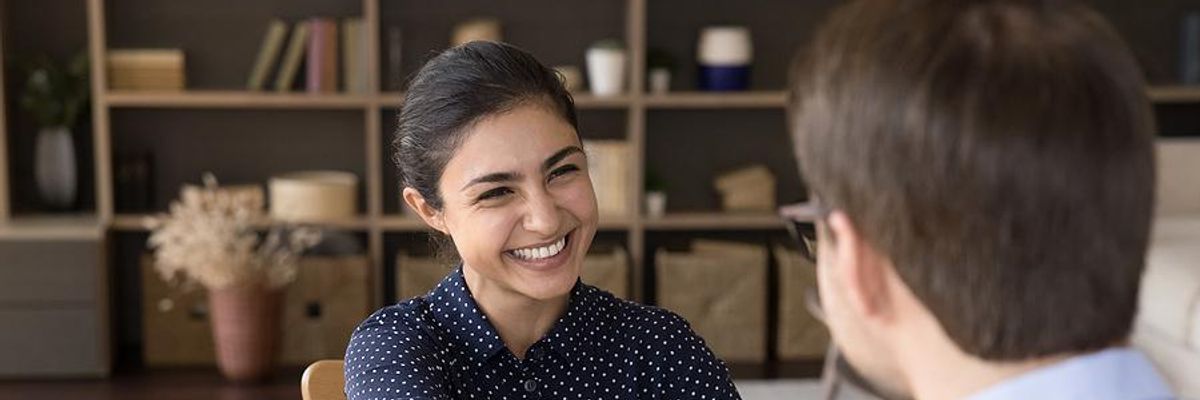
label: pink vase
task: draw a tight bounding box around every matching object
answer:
[208,284,282,382]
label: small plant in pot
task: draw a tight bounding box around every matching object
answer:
[647,48,676,94]
[18,51,90,210]
[144,173,322,382]
[645,169,668,218]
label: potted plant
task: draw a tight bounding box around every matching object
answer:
[144,173,321,382]
[647,48,676,94]
[18,51,90,210]
[586,39,627,96]
[645,169,668,218]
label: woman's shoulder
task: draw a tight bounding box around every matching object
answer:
[579,284,700,341]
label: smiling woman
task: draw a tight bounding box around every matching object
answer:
[343,41,741,400]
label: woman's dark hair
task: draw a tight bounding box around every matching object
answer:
[394,41,579,211]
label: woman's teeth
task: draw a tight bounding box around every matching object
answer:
[509,236,567,260]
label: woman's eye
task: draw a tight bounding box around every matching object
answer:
[477,187,512,201]
[548,164,580,181]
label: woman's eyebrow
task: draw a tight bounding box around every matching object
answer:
[462,171,522,190]
[543,146,584,171]
[461,145,583,191]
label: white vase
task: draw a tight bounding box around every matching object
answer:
[645,191,667,218]
[35,126,77,209]
[586,47,627,97]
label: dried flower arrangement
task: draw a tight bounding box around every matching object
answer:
[144,173,322,290]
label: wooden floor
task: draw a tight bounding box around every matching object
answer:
[0,368,304,400]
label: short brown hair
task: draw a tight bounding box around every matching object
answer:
[790,0,1155,360]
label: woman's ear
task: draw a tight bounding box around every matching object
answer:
[403,187,448,234]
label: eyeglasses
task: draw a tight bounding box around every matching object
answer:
[778,201,829,263]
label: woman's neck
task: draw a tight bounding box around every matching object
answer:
[462,265,570,359]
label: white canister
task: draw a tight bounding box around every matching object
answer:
[269,171,358,222]
[697,26,753,66]
[586,47,627,96]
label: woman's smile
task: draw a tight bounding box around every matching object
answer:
[503,229,575,272]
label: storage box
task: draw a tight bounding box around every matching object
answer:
[280,256,371,365]
[142,255,370,366]
[714,165,776,212]
[395,252,452,301]
[582,247,629,299]
[107,49,186,91]
[583,140,631,218]
[269,171,358,222]
[773,245,830,360]
[656,239,767,362]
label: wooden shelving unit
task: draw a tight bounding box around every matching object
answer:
[3,0,1199,377]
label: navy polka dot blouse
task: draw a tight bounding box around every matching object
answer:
[344,267,742,399]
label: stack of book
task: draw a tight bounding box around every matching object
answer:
[107,49,185,91]
[583,140,631,218]
[246,17,370,93]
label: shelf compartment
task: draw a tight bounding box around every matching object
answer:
[111,213,369,231]
[105,91,373,110]
[644,91,787,109]
[643,212,787,231]
[0,215,104,240]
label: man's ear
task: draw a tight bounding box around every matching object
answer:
[403,187,448,235]
[826,210,895,323]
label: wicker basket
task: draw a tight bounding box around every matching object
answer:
[582,247,629,299]
[656,239,767,363]
[773,245,830,360]
[395,252,452,301]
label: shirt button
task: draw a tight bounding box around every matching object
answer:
[523,379,538,392]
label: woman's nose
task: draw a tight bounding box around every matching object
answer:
[522,189,561,237]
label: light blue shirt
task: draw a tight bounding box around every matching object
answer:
[968,348,1175,400]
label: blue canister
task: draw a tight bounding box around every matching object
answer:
[697,26,753,91]
[699,65,751,91]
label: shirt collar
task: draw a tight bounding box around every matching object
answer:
[427,266,612,364]
[967,347,1174,400]
[426,267,507,366]
[540,283,613,359]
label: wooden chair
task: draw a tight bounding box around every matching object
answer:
[301,359,346,400]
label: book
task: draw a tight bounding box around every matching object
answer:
[342,18,369,93]
[274,22,310,92]
[386,26,403,91]
[306,17,338,93]
[246,19,289,91]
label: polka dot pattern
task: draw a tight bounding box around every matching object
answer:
[344,267,742,399]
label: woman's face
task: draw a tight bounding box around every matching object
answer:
[412,103,598,301]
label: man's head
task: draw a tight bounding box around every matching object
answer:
[789,0,1155,394]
